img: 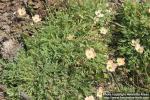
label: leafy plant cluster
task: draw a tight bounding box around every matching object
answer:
[1,0,150,99]
[0,0,114,99]
[110,1,150,91]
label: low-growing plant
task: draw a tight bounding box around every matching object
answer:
[109,1,150,92]
[0,0,114,99]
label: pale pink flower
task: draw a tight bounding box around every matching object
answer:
[85,48,96,59]
[106,60,117,72]
[17,7,26,17]
[100,27,108,34]
[85,96,95,100]
[131,39,140,46]
[32,14,41,23]
[97,87,104,98]
[135,44,144,54]
[117,57,125,66]
[131,39,144,54]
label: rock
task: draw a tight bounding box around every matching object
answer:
[20,92,31,100]
[1,39,21,60]
[0,84,6,100]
